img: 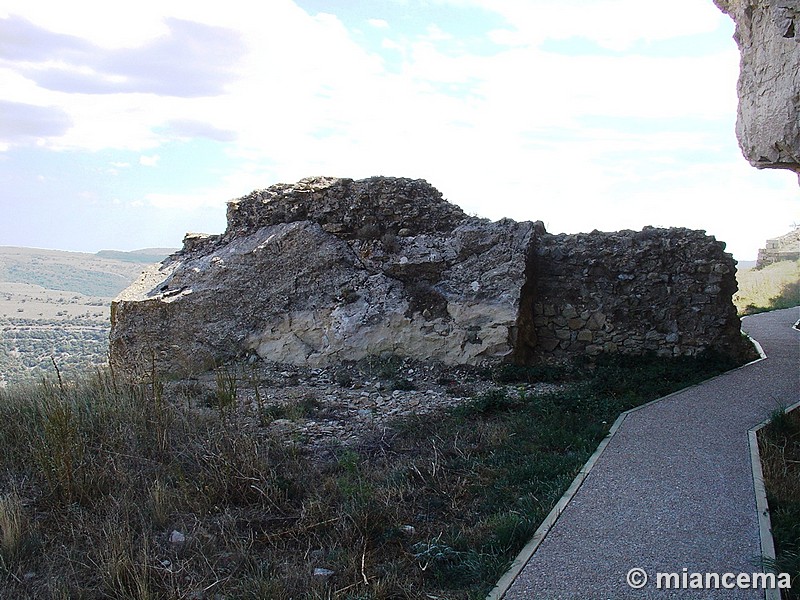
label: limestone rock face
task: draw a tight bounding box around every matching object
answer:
[715,0,800,172]
[110,177,538,375]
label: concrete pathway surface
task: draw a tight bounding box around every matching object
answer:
[495,307,800,599]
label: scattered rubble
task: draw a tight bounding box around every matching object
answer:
[166,356,563,451]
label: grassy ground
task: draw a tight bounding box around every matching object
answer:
[0,247,171,298]
[0,352,741,599]
[759,408,800,599]
[735,260,800,315]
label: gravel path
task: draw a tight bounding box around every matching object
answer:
[497,307,799,600]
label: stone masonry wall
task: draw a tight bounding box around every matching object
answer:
[110,177,536,375]
[110,177,753,376]
[518,227,746,362]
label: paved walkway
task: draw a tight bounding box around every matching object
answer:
[495,307,800,599]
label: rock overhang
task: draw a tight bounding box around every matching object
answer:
[714,0,800,176]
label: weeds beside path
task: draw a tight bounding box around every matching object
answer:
[759,407,800,599]
[0,351,740,599]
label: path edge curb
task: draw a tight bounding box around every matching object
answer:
[486,326,770,600]
[485,409,629,600]
[748,342,800,600]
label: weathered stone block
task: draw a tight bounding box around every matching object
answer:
[539,338,560,352]
[562,305,578,319]
[568,318,585,330]
[527,227,751,362]
[586,312,607,331]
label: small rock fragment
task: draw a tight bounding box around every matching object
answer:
[169,530,186,544]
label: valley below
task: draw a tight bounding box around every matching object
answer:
[0,247,173,386]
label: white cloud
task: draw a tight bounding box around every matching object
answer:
[164,119,237,142]
[0,15,245,98]
[0,0,168,48]
[424,24,452,41]
[431,0,725,50]
[381,38,404,51]
[0,0,737,158]
[0,0,793,259]
[0,99,72,142]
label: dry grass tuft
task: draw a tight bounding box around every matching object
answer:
[759,408,800,599]
[735,260,800,315]
[0,489,30,573]
[0,352,739,599]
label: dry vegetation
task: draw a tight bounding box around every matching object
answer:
[0,248,172,386]
[734,260,800,315]
[0,352,740,599]
[0,283,110,385]
[0,247,788,597]
[759,408,800,599]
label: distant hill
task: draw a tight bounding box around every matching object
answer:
[95,248,176,264]
[0,246,175,386]
[0,246,175,297]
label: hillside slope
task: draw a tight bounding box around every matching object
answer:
[0,247,172,297]
[0,247,173,385]
[734,259,800,315]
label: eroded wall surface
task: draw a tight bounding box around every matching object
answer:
[522,228,747,362]
[110,177,537,375]
[109,177,752,376]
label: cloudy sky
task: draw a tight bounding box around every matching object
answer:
[1,0,797,260]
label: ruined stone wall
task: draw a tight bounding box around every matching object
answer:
[755,226,800,267]
[109,177,753,377]
[520,228,746,362]
[110,177,537,375]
